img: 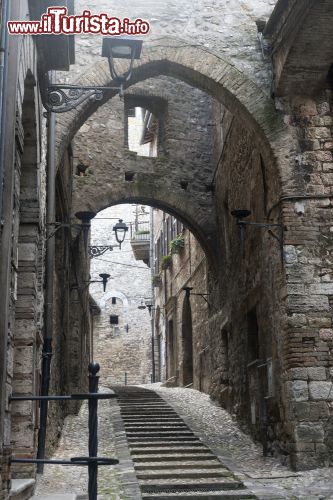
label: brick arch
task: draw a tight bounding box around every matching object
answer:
[57,37,294,189]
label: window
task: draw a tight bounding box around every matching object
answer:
[247,308,259,363]
[110,315,119,325]
[112,297,117,305]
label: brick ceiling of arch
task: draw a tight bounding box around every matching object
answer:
[57,37,296,263]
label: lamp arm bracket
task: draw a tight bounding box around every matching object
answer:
[88,245,114,259]
[238,221,282,229]
[46,222,84,240]
[44,84,121,113]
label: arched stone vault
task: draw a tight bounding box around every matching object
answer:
[56,37,295,181]
[57,37,297,265]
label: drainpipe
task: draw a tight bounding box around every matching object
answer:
[0,0,10,224]
[37,82,56,472]
[150,208,155,382]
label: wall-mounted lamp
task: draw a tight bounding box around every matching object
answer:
[231,209,283,257]
[102,37,142,89]
[45,37,143,112]
[75,211,97,248]
[113,219,129,249]
[182,286,215,310]
[47,211,96,246]
[138,299,146,310]
[71,273,111,292]
[138,300,154,315]
[88,219,129,258]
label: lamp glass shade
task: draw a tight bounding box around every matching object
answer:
[113,219,128,245]
[102,38,143,60]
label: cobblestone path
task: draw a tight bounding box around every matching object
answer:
[35,384,333,499]
[113,386,255,499]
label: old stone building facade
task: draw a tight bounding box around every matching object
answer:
[0,0,333,498]
[89,204,152,386]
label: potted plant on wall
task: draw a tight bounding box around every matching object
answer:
[160,254,172,271]
[169,234,185,254]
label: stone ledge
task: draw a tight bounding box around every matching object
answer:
[9,478,35,500]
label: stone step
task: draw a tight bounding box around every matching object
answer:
[131,447,210,454]
[122,417,183,421]
[135,461,223,470]
[128,436,198,442]
[30,495,78,500]
[137,470,232,480]
[141,491,256,499]
[119,403,169,407]
[127,431,195,438]
[140,479,244,492]
[125,424,188,432]
[9,479,35,500]
[129,441,204,447]
[132,454,216,462]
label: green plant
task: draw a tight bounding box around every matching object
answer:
[160,254,172,271]
[134,229,150,235]
[169,234,185,254]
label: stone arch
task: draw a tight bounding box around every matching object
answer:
[99,290,129,309]
[86,197,215,269]
[56,37,295,191]
[181,294,193,387]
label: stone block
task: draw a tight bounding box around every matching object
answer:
[287,367,308,380]
[18,243,37,262]
[287,314,307,328]
[309,381,333,401]
[319,329,333,341]
[307,367,327,381]
[290,401,310,420]
[295,441,315,452]
[309,402,329,420]
[295,422,324,442]
[286,380,309,402]
[308,283,333,294]
[284,245,298,264]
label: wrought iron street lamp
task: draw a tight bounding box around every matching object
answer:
[230,209,283,257]
[71,273,111,292]
[102,37,143,85]
[45,37,143,113]
[113,219,129,249]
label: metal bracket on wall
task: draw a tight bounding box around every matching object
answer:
[46,222,86,240]
[88,245,119,258]
[43,84,122,113]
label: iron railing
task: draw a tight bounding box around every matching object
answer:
[10,363,118,500]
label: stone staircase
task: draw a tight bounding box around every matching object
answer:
[113,386,256,500]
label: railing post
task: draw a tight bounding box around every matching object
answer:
[88,362,100,500]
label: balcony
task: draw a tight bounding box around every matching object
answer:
[130,222,150,266]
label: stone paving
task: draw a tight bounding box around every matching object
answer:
[35,384,333,500]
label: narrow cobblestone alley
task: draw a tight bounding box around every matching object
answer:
[34,385,333,500]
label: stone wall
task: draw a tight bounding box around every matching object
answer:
[277,92,333,468]
[50,0,333,473]
[89,204,152,387]
[70,75,216,246]
[152,210,209,390]
[0,16,48,488]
